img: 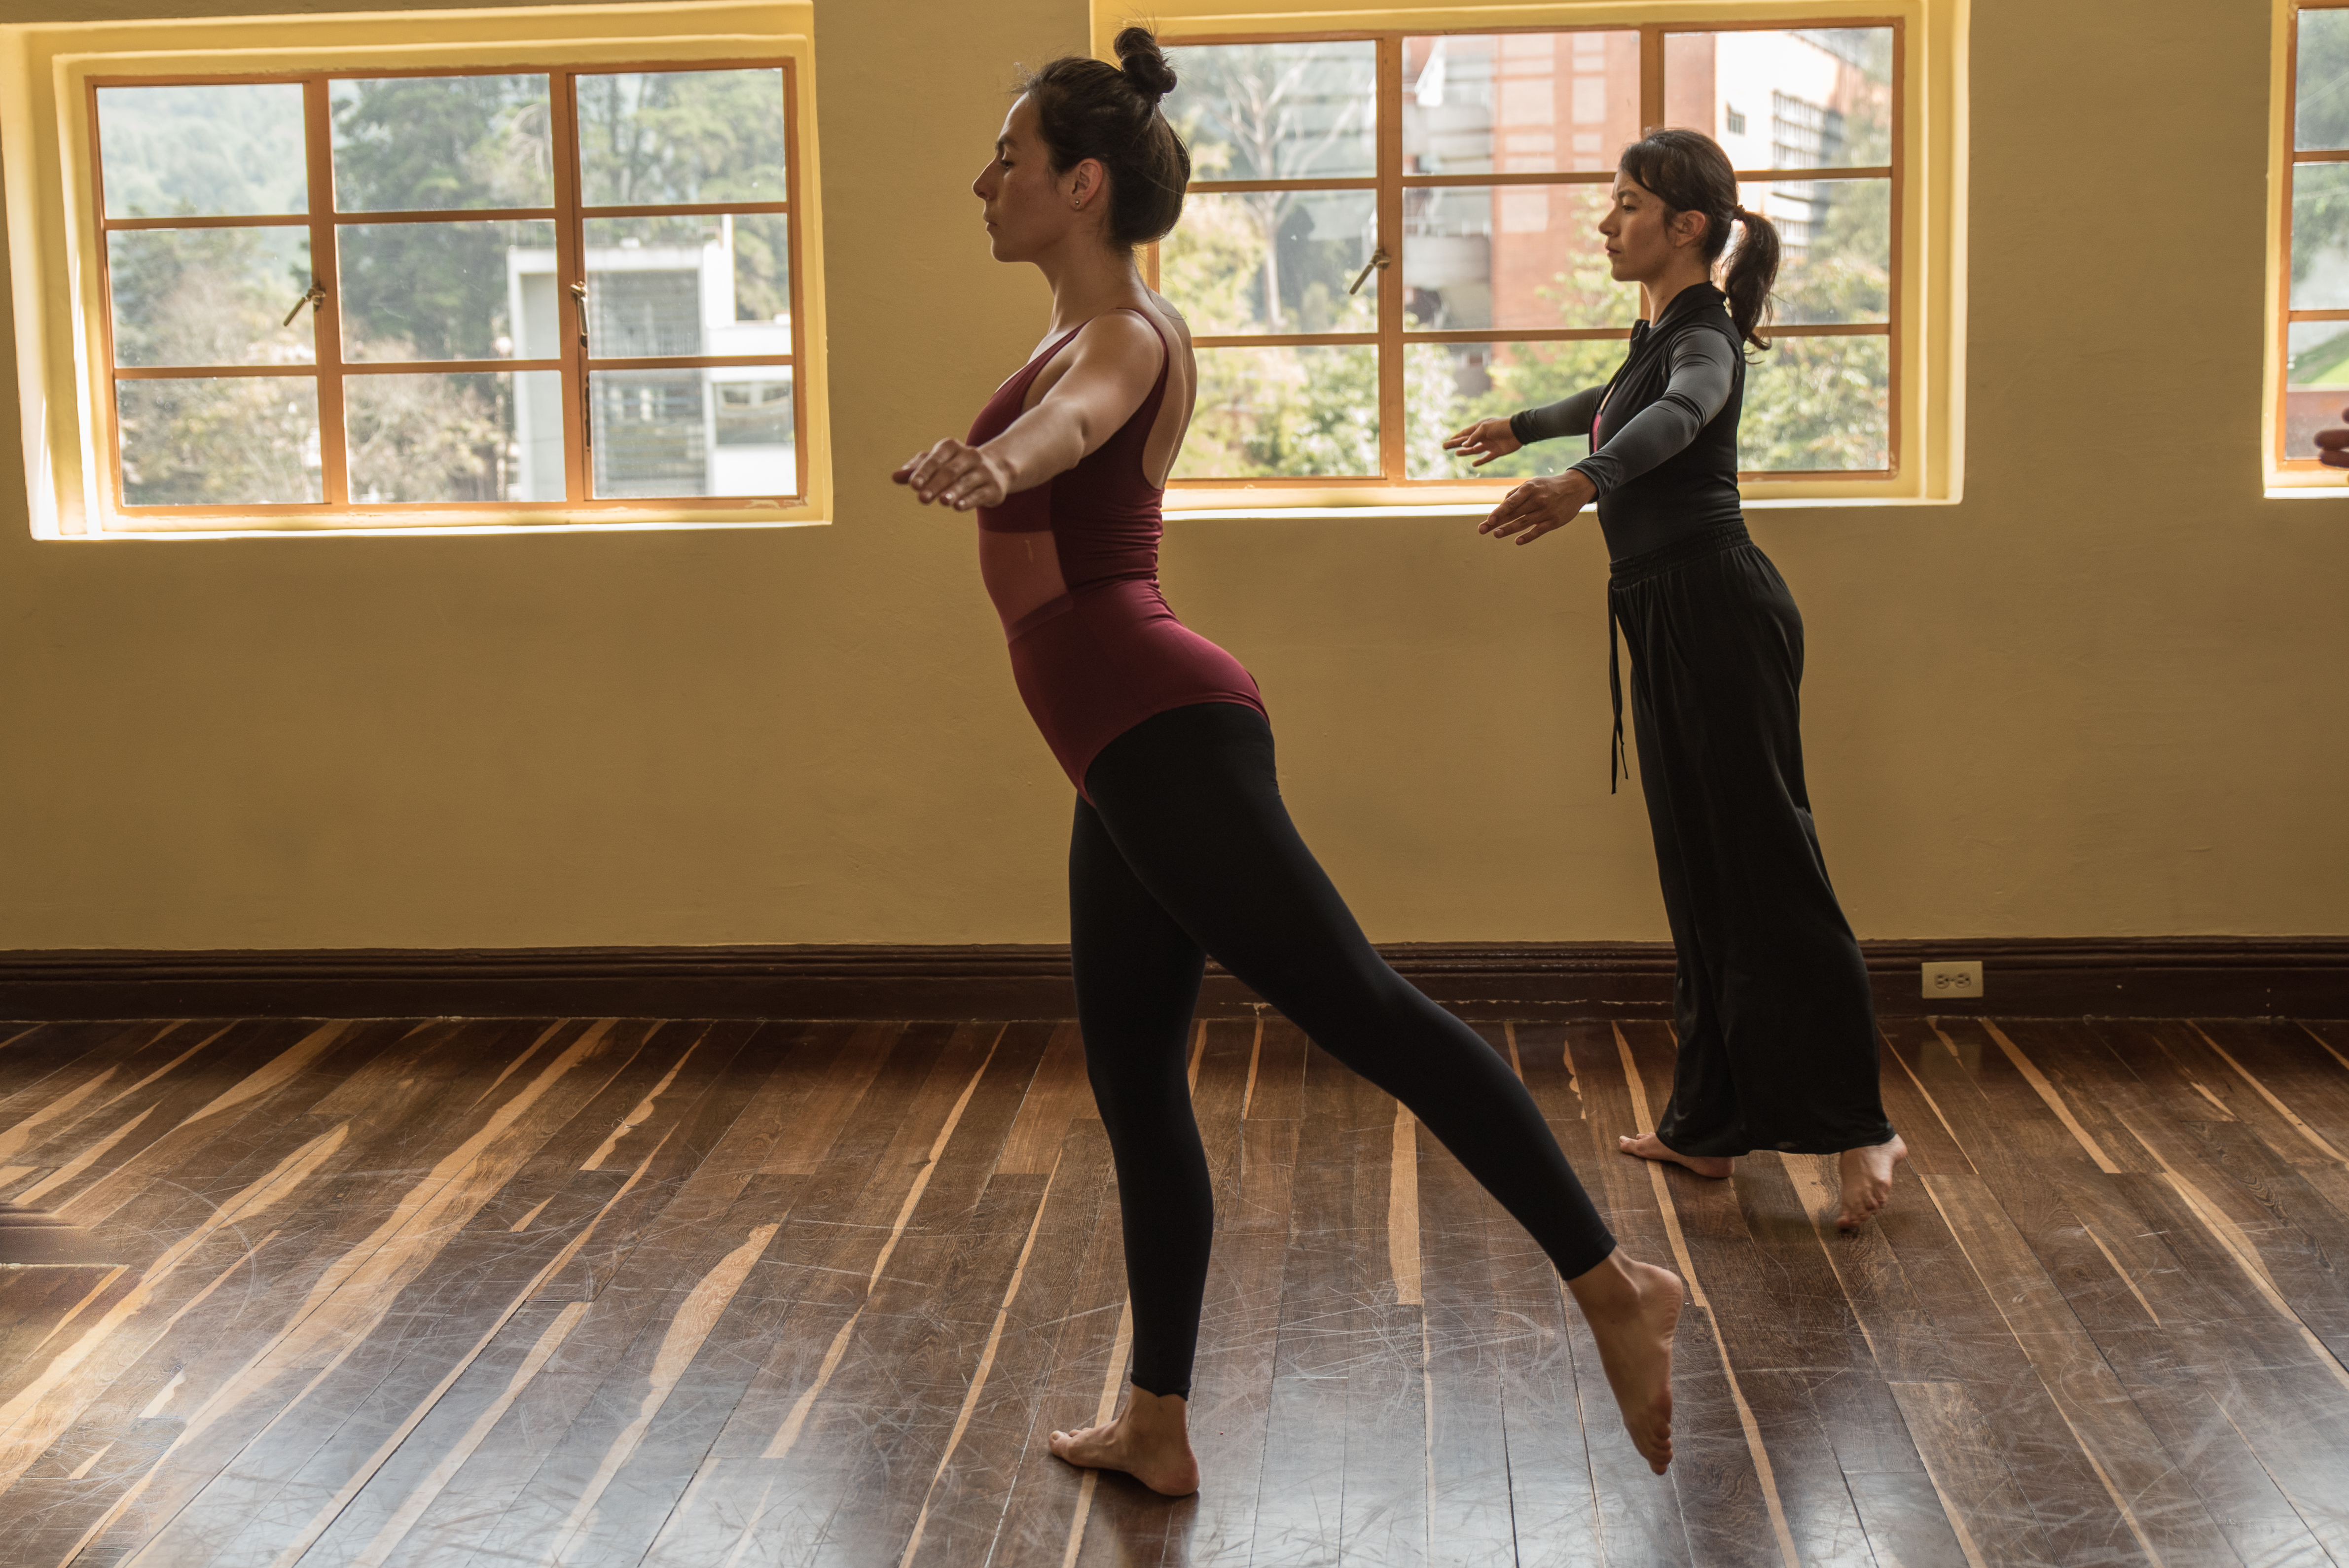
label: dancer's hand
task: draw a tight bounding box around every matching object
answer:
[1443,417,1522,467]
[1478,471,1596,546]
[2317,408,2349,469]
[893,439,1014,510]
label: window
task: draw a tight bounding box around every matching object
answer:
[93,64,802,519]
[2,4,826,536]
[1124,6,1957,508]
[2278,3,2349,480]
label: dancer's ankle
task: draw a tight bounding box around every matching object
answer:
[1564,1248,1645,1316]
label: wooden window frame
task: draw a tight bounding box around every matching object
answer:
[86,59,809,524]
[2273,0,2349,488]
[1149,21,1904,495]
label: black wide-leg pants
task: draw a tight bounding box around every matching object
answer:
[1608,521,1896,1160]
[1073,701,1617,1398]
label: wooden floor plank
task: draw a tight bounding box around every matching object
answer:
[1923,1170,2245,1566]
[6,1010,2347,1568]
[1887,1380,2061,1567]
[1860,1172,2146,1565]
[989,1119,1136,1568]
[1415,1112,1554,1568]
[1560,1022,1716,1568]
[897,1119,1117,1568]
[1247,1038,1369,1568]
[52,1018,671,1567]
[451,1023,1004,1565]
[2109,1170,2349,1563]
[1337,1069,1430,1568]
[1165,1018,1300,1568]
[197,1022,793,1568]
[2049,1167,2347,1568]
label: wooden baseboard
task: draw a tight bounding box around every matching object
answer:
[1,937,2343,1020]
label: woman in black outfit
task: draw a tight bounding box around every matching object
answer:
[1446,129,1906,1229]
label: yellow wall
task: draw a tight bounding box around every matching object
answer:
[0,0,2343,950]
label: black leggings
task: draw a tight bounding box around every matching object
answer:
[1073,701,1615,1398]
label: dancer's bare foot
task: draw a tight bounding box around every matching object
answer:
[1048,1386,1199,1497]
[1565,1249,1684,1474]
[1618,1131,1733,1180]
[1835,1135,1908,1230]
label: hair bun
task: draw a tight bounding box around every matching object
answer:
[1113,25,1178,104]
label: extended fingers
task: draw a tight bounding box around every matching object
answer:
[943,468,996,509]
[1514,515,1566,545]
[912,446,980,503]
[902,442,956,499]
[2314,426,2349,451]
[1480,484,1544,535]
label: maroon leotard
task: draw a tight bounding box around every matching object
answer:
[970,307,1265,796]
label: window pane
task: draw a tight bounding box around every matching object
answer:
[2292,163,2349,308]
[2299,9,2349,150]
[345,369,559,502]
[590,363,795,497]
[117,376,321,504]
[2285,321,2349,457]
[712,369,796,495]
[1160,191,1376,335]
[1164,41,1377,182]
[1401,32,1638,176]
[1741,176,1889,324]
[108,228,314,368]
[329,76,553,212]
[582,214,794,358]
[1664,29,1893,170]
[576,69,787,207]
[338,221,556,362]
[1175,344,1379,479]
[1404,339,1623,479]
[1740,334,1889,471]
[1402,183,1633,331]
[97,84,307,219]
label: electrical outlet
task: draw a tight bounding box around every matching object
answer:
[1921,960,1983,1000]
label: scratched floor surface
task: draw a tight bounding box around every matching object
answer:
[0,1014,2347,1566]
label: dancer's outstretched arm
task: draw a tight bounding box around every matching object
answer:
[892,311,1163,511]
[1476,330,1735,547]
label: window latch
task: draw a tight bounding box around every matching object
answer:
[571,282,592,454]
[1347,247,1391,297]
[281,285,326,328]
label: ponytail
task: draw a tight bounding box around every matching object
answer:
[1619,128,1780,353]
[1722,204,1781,351]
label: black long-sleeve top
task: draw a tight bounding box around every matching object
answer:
[1507,281,1747,561]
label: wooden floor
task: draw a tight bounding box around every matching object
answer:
[0,1017,2347,1567]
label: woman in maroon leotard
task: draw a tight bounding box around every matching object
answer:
[893,28,1685,1496]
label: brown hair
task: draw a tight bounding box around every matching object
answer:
[1019,26,1190,249]
[1618,128,1781,351]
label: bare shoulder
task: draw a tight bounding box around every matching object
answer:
[1142,287,1193,351]
[1073,308,1164,356]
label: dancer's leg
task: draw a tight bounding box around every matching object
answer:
[1084,703,1681,1472]
[1618,545,1901,1221]
[1046,795,1206,1495]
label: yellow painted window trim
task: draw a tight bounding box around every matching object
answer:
[2266,0,2349,494]
[1096,0,1966,510]
[1,0,831,538]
